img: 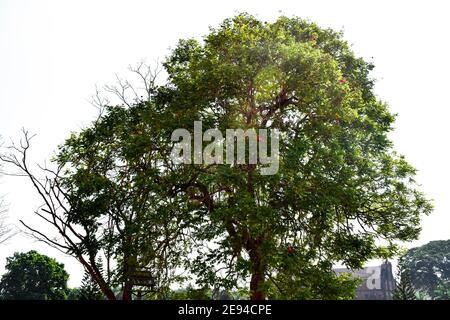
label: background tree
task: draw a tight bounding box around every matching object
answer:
[78,267,105,300]
[167,286,213,300]
[159,14,432,299]
[393,261,416,300]
[67,288,81,300]
[0,250,69,300]
[399,240,450,299]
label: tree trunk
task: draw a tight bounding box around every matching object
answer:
[121,233,135,300]
[248,239,266,300]
[96,275,117,300]
[250,269,266,300]
[122,281,133,300]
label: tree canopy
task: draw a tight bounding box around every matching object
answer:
[0,251,69,300]
[399,240,450,299]
[157,13,432,299]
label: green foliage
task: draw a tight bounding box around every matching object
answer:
[164,286,241,300]
[160,13,432,298]
[264,249,360,299]
[167,286,213,300]
[268,267,359,300]
[400,240,450,299]
[78,268,105,300]
[433,281,450,300]
[55,101,189,298]
[393,263,416,300]
[414,291,429,300]
[0,251,69,300]
[67,288,81,300]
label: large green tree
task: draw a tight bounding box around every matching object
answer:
[159,14,432,299]
[0,251,69,300]
[400,240,450,299]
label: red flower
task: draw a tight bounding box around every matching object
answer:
[339,79,347,85]
[287,246,295,254]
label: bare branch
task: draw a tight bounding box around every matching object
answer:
[89,60,161,115]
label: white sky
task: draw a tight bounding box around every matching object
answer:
[0,0,449,287]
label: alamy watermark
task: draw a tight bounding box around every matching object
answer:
[170,121,280,175]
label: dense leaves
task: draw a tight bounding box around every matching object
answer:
[0,251,69,300]
[77,268,105,300]
[56,101,188,299]
[400,240,450,299]
[393,262,416,300]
